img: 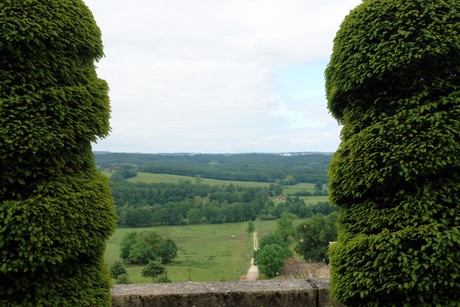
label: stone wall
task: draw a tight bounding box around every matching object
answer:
[112,279,343,307]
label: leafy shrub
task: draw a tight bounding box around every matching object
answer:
[142,261,171,283]
[116,274,131,285]
[110,261,128,279]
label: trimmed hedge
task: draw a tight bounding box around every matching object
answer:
[326,0,460,305]
[0,1,116,305]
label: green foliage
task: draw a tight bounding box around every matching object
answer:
[120,232,138,261]
[258,232,288,250]
[142,260,166,278]
[95,152,331,184]
[254,227,293,279]
[120,231,178,265]
[295,213,338,262]
[111,180,275,226]
[326,0,460,305]
[153,273,172,283]
[116,274,131,285]
[110,177,335,227]
[141,260,171,283]
[0,1,116,304]
[276,213,296,243]
[253,244,292,278]
[110,261,127,279]
[106,221,258,283]
[247,221,255,233]
[157,239,178,264]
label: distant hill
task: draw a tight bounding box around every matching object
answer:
[94,152,332,184]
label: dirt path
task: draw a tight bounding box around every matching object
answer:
[246,232,259,281]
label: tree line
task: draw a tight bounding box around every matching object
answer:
[95,152,331,184]
[109,176,335,227]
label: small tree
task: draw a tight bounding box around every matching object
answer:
[276,213,296,243]
[110,261,128,279]
[326,0,460,305]
[246,221,255,233]
[153,274,172,284]
[116,274,131,285]
[141,261,171,283]
[158,238,178,264]
[253,244,292,278]
[253,231,293,279]
[0,1,116,305]
[295,213,338,262]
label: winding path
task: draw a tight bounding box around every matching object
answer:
[246,232,259,281]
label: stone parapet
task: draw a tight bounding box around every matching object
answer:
[112,279,342,307]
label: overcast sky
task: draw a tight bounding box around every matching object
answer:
[85,0,362,153]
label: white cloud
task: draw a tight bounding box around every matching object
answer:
[86,0,362,153]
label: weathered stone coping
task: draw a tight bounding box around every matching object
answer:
[112,279,342,307]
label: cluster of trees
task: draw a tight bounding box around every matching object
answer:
[253,213,338,278]
[109,177,335,227]
[95,152,331,184]
[120,231,178,265]
[110,231,178,284]
[253,216,295,278]
[110,259,171,284]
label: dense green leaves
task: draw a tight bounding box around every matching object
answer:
[110,261,127,279]
[110,178,335,227]
[95,152,332,184]
[295,213,338,262]
[0,1,116,305]
[120,231,178,265]
[253,218,294,279]
[326,0,460,122]
[326,0,460,305]
[0,0,110,201]
[141,261,171,283]
[253,244,292,278]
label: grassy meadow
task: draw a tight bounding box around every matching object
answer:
[104,219,299,284]
[127,172,328,204]
[127,172,273,188]
[106,172,329,283]
[106,221,265,283]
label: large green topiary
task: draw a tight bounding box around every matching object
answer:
[0,0,117,305]
[326,0,460,305]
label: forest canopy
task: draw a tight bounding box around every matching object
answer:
[95,152,331,184]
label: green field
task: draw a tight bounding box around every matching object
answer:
[104,219,295,284]
[106,173,328,283]
[127,172,328,205]
[282,182,316,194]
[127,172,273,188]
